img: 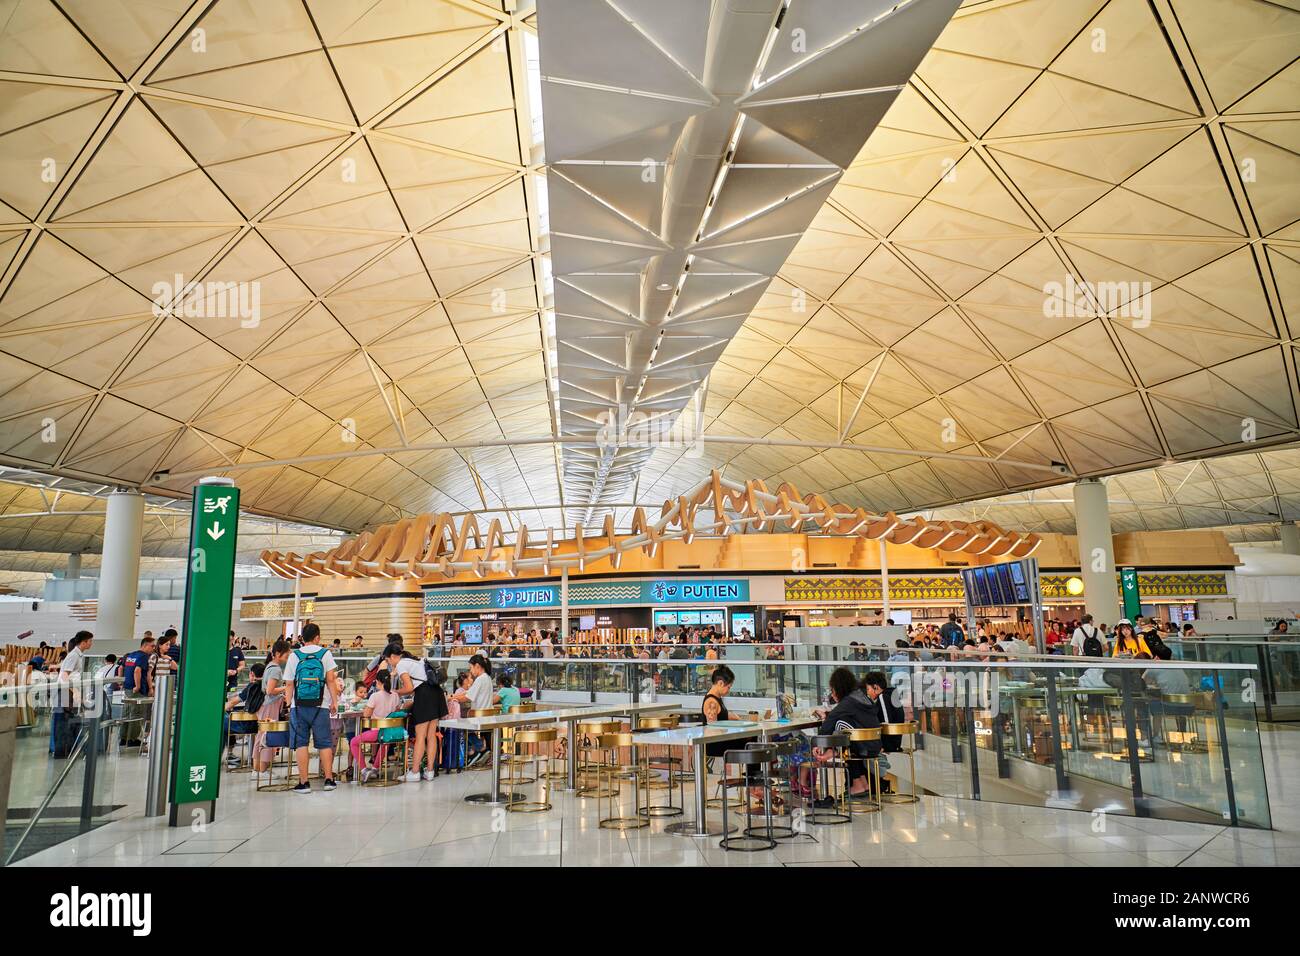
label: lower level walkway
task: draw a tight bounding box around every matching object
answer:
[12,725,1299,868]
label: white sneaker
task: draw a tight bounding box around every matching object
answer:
[360,768,377,784]
[400,770,422,783]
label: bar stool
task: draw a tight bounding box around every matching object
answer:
[467,708,497,771]
[1103,695,1153,762]
[880,721,920,803]
[359,716,407,787]
[671,713,703,782]
[577,719,623,797]
[502,704,538,784]
[255,720,294,792]
[636,714,680,790]
[634,718,684,819]
[505,727,558,813]
[226,711,258,774]
[596,732,648,830]
[1156,693,1200,751]
[808,733,851,825]
[719,747,777,852]
[845,727,883,814]
[742,739,808,841]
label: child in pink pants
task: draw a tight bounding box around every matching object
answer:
[350,671,403,780]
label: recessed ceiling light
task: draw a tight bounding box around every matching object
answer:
[656,282,672,291]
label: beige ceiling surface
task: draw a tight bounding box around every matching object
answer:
[0,0,1297,544]
[0,0,559,534]
[627,0,1300,527]
[925,443,1300,539]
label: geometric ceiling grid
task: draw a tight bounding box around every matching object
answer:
[0,0,1298,550]
[623,0,1300,531]
[0,0,558,535]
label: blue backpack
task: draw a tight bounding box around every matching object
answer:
[293,648,327,706]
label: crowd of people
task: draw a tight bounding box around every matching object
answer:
[448,622,784,661]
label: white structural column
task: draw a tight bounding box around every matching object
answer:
[1281,522,1300,556]
[1073,478,1120,626]
[291,572,302,639]
[66,553,82,579]
[879,540,891,622]
[560,567,569,644]
[95,490,144,642]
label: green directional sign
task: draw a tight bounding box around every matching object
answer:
[1120,566,1142,621]
[169,478,240,819]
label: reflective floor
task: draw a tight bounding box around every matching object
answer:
[10,725,1299,868]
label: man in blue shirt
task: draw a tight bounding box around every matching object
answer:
[226,630,245,690]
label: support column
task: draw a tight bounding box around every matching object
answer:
[879,539,891,623]
[291,571,302,640]
[1073,478,1120,626]
[560,566,569,645]
[1281,522,1300,556]
[95,489,144,642]
[66,553,82,579]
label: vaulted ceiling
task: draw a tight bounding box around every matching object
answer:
[0,0,1296,545]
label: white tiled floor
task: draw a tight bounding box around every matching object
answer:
[11,725,1299,868]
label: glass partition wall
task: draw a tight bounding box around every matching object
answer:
[425,653,1270,829]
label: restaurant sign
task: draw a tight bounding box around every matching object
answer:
[423,578,750,613]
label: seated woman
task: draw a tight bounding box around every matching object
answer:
[810,667,883,805]
[252,640,290,772]
[349,670,403,784]
[1111,620,1151,658]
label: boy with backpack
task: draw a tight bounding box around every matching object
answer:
[283,623,341,793]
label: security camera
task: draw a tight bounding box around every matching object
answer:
[151,470,170,483]
[1049,461,1070,476]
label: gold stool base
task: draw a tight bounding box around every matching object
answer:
[599,816,649,830]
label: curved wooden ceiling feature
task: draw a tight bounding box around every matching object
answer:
[260,467,1041,579]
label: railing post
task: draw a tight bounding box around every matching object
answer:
[79,711,102,833]
[1212,668,1239,826]
[1255,644,1275,722]
[1042,670,1069,794]
[964,698,980,799]
[145,673,174,818]
[1119,670,1147,817]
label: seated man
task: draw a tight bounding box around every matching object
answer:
[811,667,883,805]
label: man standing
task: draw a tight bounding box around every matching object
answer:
[226,630,246,690]
[939,613,964,648]
[1071,614,1105,656]
[283,622,341,793]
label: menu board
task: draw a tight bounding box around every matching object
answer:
[730,611,755,638]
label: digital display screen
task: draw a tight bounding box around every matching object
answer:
[993,564,1014,605]
[654,610,679,628]
[730,611,755,638]
[459,622,482,644]
[1008,561,1030,602]
[677,611,701,626]
[579,615,595,630]
[964,561,1035,606]
[700,609,725,627]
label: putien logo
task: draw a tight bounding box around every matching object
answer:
[1042,275,1152,328]
[151,273,261,328]
[49,886,151,936]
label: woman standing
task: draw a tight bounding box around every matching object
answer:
[387,643,448,782]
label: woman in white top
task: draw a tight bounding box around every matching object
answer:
[450,654,495,765]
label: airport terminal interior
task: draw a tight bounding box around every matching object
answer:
[0,0,1299,876]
